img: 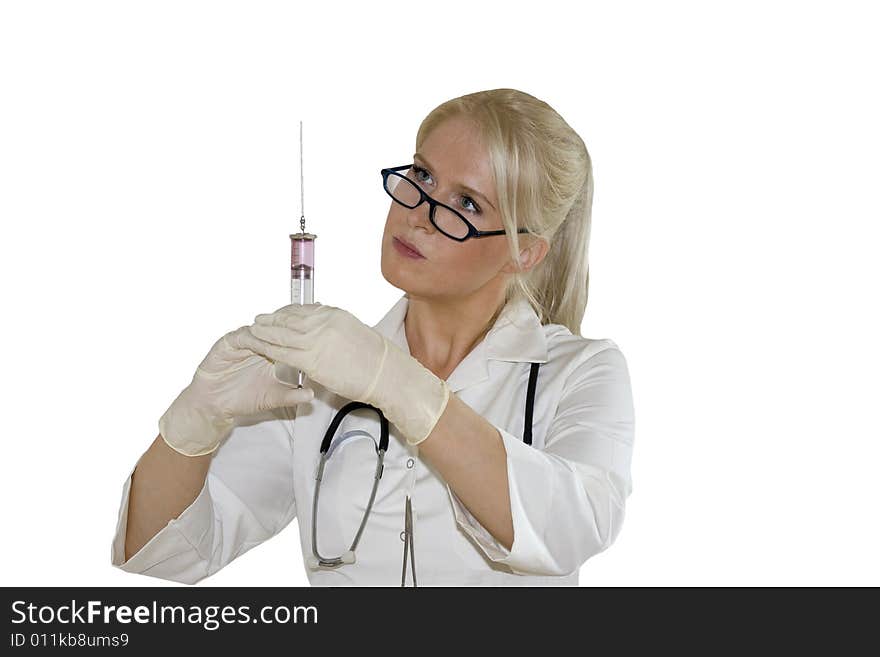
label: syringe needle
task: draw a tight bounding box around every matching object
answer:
[299,120,305,233]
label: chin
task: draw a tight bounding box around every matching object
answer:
[382,258,430,298]
[380,256,407,291]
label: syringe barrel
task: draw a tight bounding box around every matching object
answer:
[275,233,317,388]
[290,233,316,305]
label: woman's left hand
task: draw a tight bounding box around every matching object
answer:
[242,303,387,404]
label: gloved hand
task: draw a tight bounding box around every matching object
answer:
[159,326,316,457]
[242,303,451,446]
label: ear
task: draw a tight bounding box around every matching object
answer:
[501,236,550,274]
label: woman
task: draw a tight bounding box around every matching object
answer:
[111,88,636,586]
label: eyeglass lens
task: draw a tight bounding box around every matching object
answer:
[385,169,470,240]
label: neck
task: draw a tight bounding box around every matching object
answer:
[403,288,507,380]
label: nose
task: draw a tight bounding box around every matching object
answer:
[405,194,436,234]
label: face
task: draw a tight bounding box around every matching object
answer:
[380,115,535,303]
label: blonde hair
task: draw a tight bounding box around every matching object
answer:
[415,88,594,336]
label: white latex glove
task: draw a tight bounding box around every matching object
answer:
[158,326,316,457]
[241,303,451,446]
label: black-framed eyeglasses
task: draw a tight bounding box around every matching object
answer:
[381,164,529,242]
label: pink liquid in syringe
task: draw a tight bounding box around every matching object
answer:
[290,235,315,305]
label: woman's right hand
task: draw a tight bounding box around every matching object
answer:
[158,326,315,457]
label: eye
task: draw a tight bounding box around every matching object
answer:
[413,163,483,216]
[411,165,433,186]
[460,195,481,215]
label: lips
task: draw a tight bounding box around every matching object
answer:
[394,236,424,258]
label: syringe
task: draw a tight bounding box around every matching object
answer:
[274,121,317,388]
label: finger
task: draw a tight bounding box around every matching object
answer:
[264,385,315,409]
[263,302,322,318]
[224,326,271,356]
[254,310,299,327]
[234,328,304,368]
[226,326,281,357]
[255,307,326,331]
[285,386,315,405]
[248,323,310,349]
[260,304,307,320]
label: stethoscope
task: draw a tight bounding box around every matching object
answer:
[305,361,542,584]
[307,401,389,570]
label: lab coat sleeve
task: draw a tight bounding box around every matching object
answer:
[110,407,299,585]
[447,344,635,576]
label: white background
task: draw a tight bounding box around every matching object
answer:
[1,1,877,587]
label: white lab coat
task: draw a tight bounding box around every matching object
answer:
[111,293,635,586]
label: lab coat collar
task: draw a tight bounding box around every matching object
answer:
[372,293,549,393]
